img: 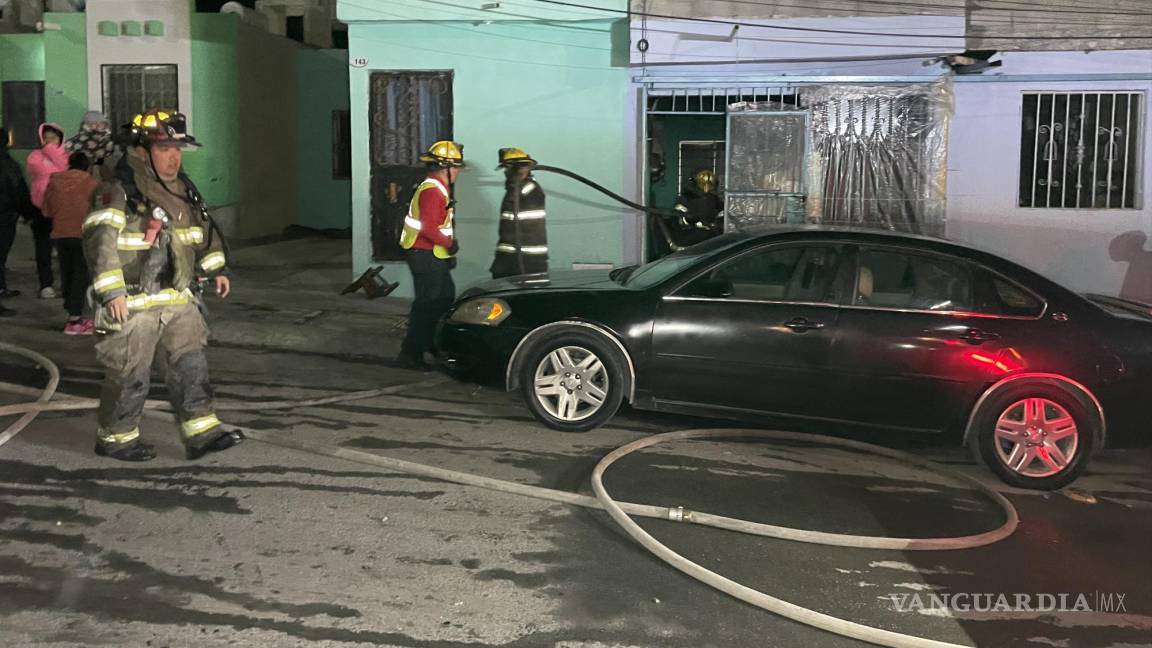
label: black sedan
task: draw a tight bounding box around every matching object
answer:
[437,227,1152,489]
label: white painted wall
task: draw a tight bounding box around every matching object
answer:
[630,15,964,65]
[85,0,194,130]
[946,51,1152,302]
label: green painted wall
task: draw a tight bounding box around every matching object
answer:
[648,114,726,209]
[236,20,298,238]
[296,48,350,231]
[43,13,88,137]
[187,14,240,211]
[347,19,633,297]
[0,33,45,81]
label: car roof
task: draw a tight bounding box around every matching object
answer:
[721,224,1076,297]
[730,224,1002,259]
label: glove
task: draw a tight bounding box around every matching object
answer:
[448,240,460,256]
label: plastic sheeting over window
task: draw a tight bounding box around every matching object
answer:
[726,81,952,237]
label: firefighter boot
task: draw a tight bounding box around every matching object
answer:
[95,440,157,462]
[185,428,246,460]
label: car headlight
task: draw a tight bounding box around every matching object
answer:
[449,298,511,326]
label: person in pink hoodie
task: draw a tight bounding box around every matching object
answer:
[25,122,67,298]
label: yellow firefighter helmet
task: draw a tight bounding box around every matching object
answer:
[419,140,465,167]
[693,169,716,193]
[496,147,537,169]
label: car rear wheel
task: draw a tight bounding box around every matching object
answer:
[520,329,625,432]
[972,383,1096,490]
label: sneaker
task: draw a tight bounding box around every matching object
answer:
[39,286,57,299]
[63,321,85,335]
[0,289,20,298]
[78,319,95,335]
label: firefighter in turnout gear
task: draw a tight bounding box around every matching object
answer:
[396,140,464,370]
[490,148,548,279]
[83,109,243,461]
[672,169,724,246]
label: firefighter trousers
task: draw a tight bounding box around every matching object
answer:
[93,301,223,449]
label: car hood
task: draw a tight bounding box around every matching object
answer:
[462,269,622,297]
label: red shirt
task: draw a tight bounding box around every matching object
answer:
[410,177,454,251]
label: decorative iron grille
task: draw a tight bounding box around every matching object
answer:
[368,71,453,261]
[1019,92,1143,210]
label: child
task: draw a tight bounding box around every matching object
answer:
[42,151,99,334]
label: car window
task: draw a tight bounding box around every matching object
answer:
[679,245,841,303]
[981,274,1045,318]
[856,249,974,312]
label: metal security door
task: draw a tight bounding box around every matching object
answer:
[368,71,453,261]
[724,111,811,231]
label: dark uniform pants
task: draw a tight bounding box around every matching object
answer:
[400,249,455,360]
[94,302,222,449]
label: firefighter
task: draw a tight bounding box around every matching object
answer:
[490,148,548,279]
[672,169,724,245]
[396,140,463,370]
[83,109,243,461]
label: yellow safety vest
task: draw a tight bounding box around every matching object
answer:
[399,178,455,259]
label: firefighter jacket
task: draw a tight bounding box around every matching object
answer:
[490,175,547,277]
[673,185,724,231]
[83,151,227,312]
[399,176,455,259]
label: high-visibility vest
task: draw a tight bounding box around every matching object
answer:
[399,178,455,259]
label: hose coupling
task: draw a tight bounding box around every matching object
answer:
[668,506,686,522]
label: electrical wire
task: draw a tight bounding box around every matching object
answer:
[519,0,1152,40]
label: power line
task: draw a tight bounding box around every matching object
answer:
[522,0,1152,40]
[418,0,967,49]
[705,0,1152,17]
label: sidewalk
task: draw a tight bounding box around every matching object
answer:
[0,232,412,364]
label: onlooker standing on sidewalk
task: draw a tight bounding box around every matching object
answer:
[26,123,68,299]
[42,151,98,334]
[65,111,121,181]
[1,126,34,310]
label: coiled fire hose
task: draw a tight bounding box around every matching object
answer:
[0,341,1017,648]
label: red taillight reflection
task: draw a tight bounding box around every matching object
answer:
[967,351,1021,373]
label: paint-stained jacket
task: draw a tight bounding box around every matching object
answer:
[83,151,226,311]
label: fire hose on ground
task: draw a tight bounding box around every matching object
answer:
[0,341,1018,648]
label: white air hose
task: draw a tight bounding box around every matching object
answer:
[0,341,1016,647]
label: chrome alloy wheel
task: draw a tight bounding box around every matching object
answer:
[993,398,1079,478]
[532,346,609,422]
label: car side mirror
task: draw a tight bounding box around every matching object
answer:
[692,276,732,299]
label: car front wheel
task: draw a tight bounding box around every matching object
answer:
[972,383,1096,490]
[520,329,625,432]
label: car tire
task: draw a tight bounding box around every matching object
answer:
[519,328,626,432]
[971,383,1096,490]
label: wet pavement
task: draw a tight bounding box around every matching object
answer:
[1,235,1150,648]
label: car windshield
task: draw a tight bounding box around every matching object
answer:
[624,233,746,289]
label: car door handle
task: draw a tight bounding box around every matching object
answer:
[783,317,825,332]
[958,328,1000,344]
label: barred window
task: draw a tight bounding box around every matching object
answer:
[101,64,178,132]
[1019,92,1143,209]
